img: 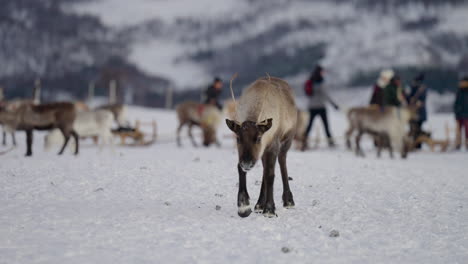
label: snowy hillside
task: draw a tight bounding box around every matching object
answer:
[1,105,467,263]
[70,0,468,89]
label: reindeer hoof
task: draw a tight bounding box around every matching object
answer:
[283,201,295,209]
[25,152,32,157]
[263,205,276,218]
[254,204,264,213]
[282,192,295,208]
[238,206,252,218]
[263,210,277,218]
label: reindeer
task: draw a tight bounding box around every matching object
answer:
[0,102,78,156]
[176,101,222,147]
[226,76,297,218]
[345,106,415,158]
[45,109,114,151]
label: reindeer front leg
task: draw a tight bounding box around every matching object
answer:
[279,139,295,208]
[237,164,251,218]
[262,151,278,217]
[25,129,33,156]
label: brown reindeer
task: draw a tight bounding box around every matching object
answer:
[0,102,78,156]
[345,106,415,158]
[176,101,222,147]
[226,76,297,218]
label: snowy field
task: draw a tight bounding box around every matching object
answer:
[1,105,467,263]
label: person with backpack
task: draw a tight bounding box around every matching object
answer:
[302,65,339,151]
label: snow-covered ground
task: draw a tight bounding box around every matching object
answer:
[1,104,467,263]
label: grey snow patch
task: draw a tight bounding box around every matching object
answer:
[215,205,221,211]
[94,188,104,192]
[281,247,291,253]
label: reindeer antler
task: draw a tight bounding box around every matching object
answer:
[230,73,239,120]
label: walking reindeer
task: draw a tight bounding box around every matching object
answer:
[226,75,298,217]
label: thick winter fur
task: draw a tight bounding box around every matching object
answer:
[226,77,298,218]
[176,101,222,147]
[0,102,78,156]
[45,109,114,151]
[345,106,415,158]
[96,103,128,127]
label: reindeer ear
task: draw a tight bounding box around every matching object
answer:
[226,119,241,133]
[257,118,273,133]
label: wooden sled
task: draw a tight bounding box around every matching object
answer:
[112,120,157,147]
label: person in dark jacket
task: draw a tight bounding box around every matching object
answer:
[204,77,223,110]
[384,75,407,107]
[370,69,394,107]
[407,73,428,149]
[302,65,339,150]
[454,76,468,150]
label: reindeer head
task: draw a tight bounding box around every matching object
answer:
[226,118,272,172]
[200,124,217,147]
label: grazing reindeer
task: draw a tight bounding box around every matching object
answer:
[345,106,415,158]
[226,76,297,218]
[176,101,222,147]
[0,102,78,156]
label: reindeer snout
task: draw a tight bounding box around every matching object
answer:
[239,160,254,172]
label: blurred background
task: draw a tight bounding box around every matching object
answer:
[1,0,467,108]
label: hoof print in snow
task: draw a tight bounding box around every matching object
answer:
[312,200,319,206]
[318,225,322,229]
[214,193,224,197]
[193,157,200,162]
[140,166,148,170]
[288,177,293,181]
[281,247,291,253]
[94,187,104,192]
[164,201,171,206]
[329,230,340,237]
[215,205,222,210]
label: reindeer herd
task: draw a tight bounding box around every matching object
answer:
[1,75,422,218]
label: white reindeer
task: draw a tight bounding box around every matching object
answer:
[45,109,114,152]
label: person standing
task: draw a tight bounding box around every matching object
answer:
[454,76,468,150]
[302,65,339,151]
[384,75,407,107]
[407,73,428,149]
[370,69,394,107]
[204,77,223,110]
